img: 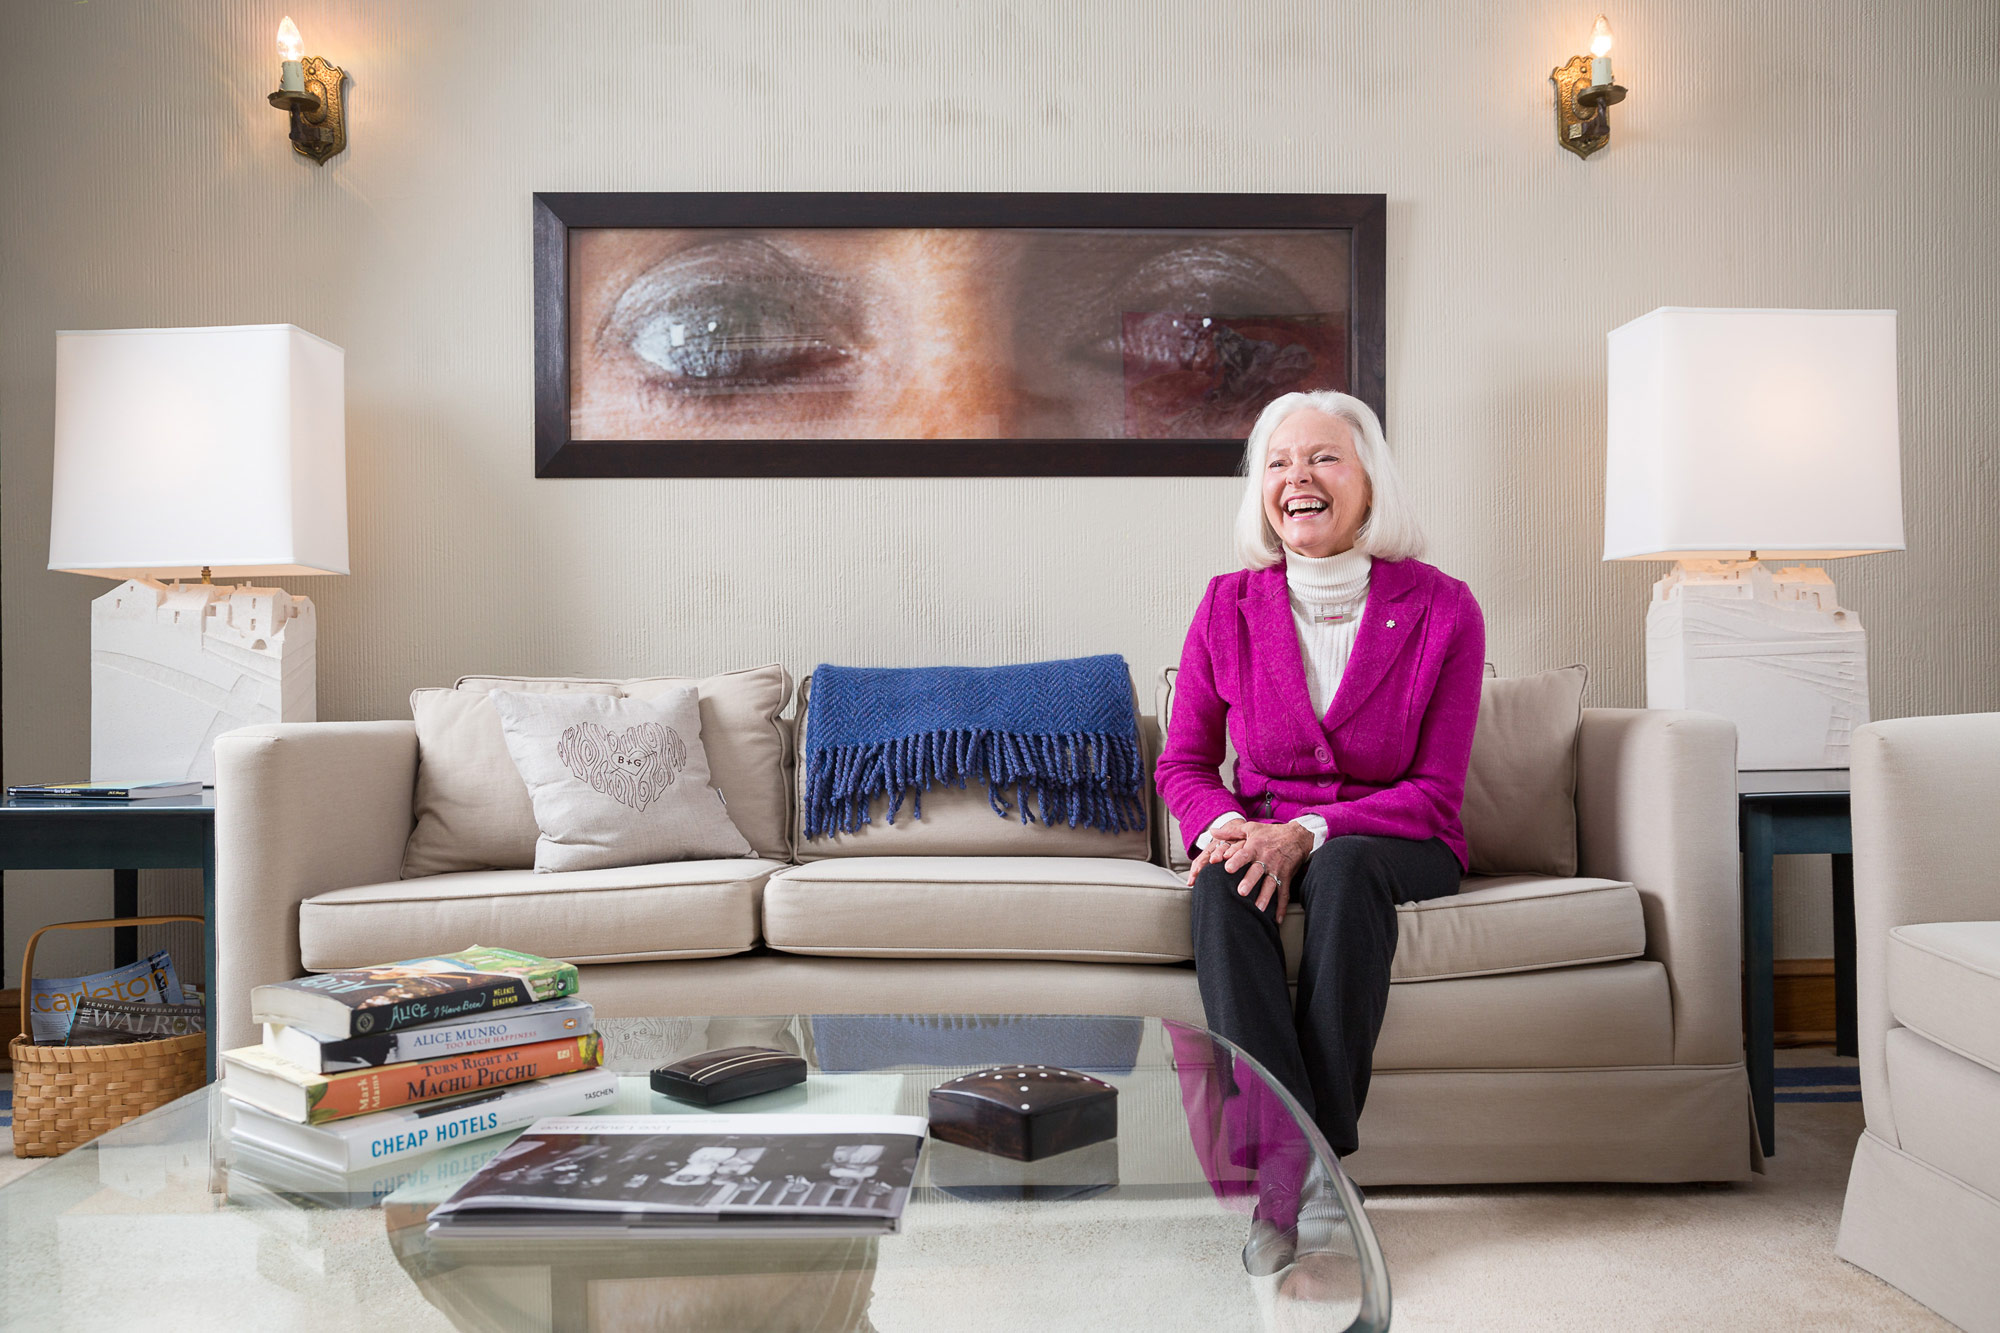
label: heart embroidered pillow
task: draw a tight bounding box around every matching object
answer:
[491,687,753,872]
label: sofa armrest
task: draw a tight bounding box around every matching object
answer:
[214,721,418,1050]
[1575,708,1740,1066]
[1850,713,2000,1143]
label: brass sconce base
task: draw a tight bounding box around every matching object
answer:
[1551,55,1626,159]
[267,55,346,164]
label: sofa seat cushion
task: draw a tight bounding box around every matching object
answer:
[299,859,789,971]
[762,857,1191,964]
[1374,960,1672,1069]
[1884,1025,2000,1201]
[1283,874,1647,983]
[1888,920,2000,1076]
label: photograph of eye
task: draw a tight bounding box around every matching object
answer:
[537,194,1383,476]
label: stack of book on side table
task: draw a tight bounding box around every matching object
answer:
[223,946,616,1177]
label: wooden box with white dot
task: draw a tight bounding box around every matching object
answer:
[926,1064,1119,1162]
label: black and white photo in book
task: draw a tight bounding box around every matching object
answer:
[426,1114,928,1240]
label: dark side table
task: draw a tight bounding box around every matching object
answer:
[1740,769,1854,1158]
[0,792,216,1078]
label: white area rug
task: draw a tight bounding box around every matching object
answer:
[1371,1050,1945,1331]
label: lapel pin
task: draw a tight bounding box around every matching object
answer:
[1387,619,1397,628]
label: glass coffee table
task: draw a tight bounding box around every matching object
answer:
[0,1014,1388,1331]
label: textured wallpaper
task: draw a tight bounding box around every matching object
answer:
[3,1,1996,977]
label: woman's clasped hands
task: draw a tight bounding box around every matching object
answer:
[1186,819,1315,923]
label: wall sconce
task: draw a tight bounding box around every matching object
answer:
[1551,15,1627,159]
[266,16,346,164]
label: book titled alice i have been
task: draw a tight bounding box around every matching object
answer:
[426,1114,929,1244]
[251,945,579,1038]
[229,1068,620,1173]
[224,1031,606,1125]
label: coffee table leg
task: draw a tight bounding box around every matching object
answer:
[1832,853,1857,1059]
[1742,807,1777,1157]
[203,835,217,1084]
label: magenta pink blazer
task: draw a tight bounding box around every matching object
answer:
[1157,556,1486,869]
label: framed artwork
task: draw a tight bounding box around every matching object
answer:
[533,192,1385,478]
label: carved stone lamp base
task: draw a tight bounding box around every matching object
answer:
[90,578,317,786]
[1645,560,1868,770]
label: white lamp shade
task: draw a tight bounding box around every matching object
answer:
[49,324,349,580]
[1602,308,1904,561]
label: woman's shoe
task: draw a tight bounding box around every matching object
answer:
[1241,1215,1298,1276]
[1293,1160,1359,1259]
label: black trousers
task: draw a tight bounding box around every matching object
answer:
[1191,834,1462,1157]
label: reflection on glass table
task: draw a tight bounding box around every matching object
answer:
[0,1015,1388,1332]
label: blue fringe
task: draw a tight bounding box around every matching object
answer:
[803,726,1147,840]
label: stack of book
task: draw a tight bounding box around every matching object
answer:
[223,945,617,1173]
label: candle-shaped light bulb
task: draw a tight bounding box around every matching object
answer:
[1589,16,1615,86]
[277,16,305,92]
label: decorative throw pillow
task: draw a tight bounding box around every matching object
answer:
[459,666,794,860]
[401,682,622,878]
[400,665,793,878]
[491,687,754,873]
[1461,665,1589,876]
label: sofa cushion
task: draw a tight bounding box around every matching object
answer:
[1374,960,1672,1069]
[1155,666,1234,874]
[1887,921,2000,1076]
[1283,874,1647,983]
[1462,666,1587,876]
[299,859,789,971]
[762,857,1191,963]
[1154,664,1585,876]
[1884,1024,2000,1201]
[402,682,621,878]
[458,666,795,862]
[790,675,1152,863]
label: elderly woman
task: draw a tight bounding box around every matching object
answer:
[1157,389,1485,1173]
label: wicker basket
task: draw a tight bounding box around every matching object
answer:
[11,915,206,1158]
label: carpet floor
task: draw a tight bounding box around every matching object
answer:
[0,1051,1955,1328]
[1368,1048,1947,1330]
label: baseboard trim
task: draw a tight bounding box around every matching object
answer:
[1775,958,1836,1047]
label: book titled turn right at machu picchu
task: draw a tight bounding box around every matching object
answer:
[251,946,580,1040]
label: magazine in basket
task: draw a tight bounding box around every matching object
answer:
[426,1114,928,1243]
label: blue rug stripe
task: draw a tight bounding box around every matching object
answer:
[1776,1091,1862,1102]
[1775,1066,1859,1087]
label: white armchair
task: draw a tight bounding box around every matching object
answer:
[1836,713,2000,1332]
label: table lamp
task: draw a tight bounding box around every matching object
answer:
[1603,307,1903,770]
[48,325,348,785]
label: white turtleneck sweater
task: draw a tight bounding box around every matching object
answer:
[1285,545,1373,719]
[1196,546,1374,858]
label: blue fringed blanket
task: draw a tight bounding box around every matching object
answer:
[802,655,1147,840]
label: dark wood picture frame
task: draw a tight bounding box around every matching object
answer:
[533,192,1385,478]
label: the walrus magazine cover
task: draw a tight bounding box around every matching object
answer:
[250,946,581,1039]
[426,1114,928,1242]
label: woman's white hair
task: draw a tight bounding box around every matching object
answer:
[1233,390,1427,569]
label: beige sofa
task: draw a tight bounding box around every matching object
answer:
[213,668,1757,1186]
[1836,714,2000,1331]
